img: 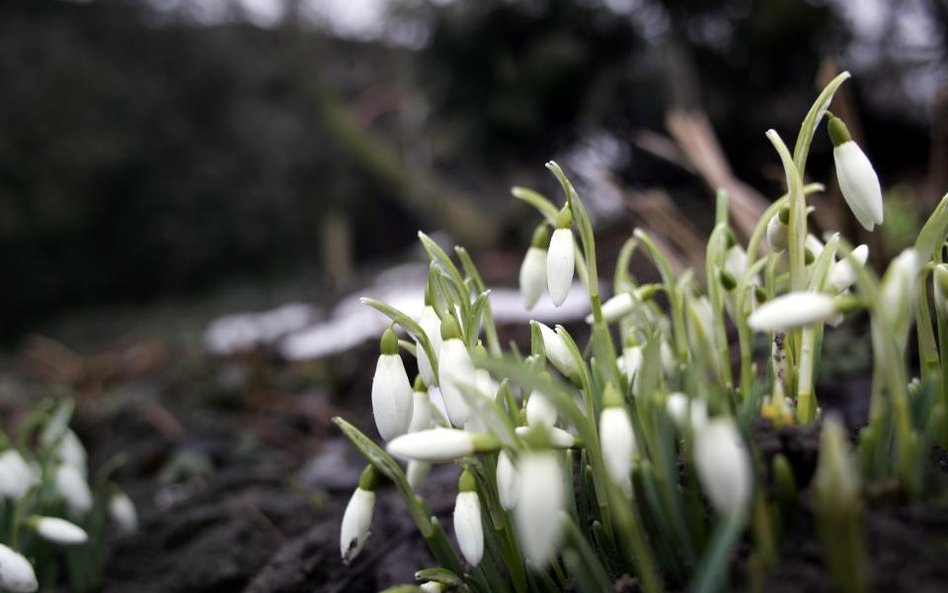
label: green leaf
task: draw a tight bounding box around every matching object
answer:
[361,298,439,380]
[512,186,559,223]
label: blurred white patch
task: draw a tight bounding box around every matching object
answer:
[204,302,318,354]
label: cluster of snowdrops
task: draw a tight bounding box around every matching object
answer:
[334,72,948,593]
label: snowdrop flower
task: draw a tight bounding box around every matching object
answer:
[879,248,919,334]
[546,207,575,307]
[0,450,38,500]
[387,428,496,463]
[31,516,88,545]
[748,292,838,332]
[694,418,753,517]
[58,429,88,478]
[520,224,550,309]
[416,305,443,387]
[438,317,476,427]
[526,391,557,428]
[766,213,788,251]
[829,116,884,231]
[724,245,748,283]
[454,470,483,566]
[405,385,434,489]
[599,386,635,495]
[496,450,519,510]
[109,491,138,534]
[515,451,564,565]
[829,244,868,293]
[0,543,37,593]
[340,466,376,563]
[514,425,576,449]
[805,234,824,261]
[371,327,414,441]
[587,292,635,324]
[619,343,643,388]
[934,264,948,318]
[533,321,579,382]
[55,463,92,517]
[666,393,708,431]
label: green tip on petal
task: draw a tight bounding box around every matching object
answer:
[358,465,378,491]
[555,206,573,230]
[413,375,427,392]
[778,205,791,225]
[603,382,623,407]
[828,116,852,147]
[458,469,477,492]
[380,326,399,356]
[530,223,551,249]
[719,270,737,291]
[441,316,461,341]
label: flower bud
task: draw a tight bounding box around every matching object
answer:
[619,343,643,388]
[387,428,496,462]
[406,460,431,490]
[829,116,884,232]
[416,306,443,387]
[665,392,707,431]
[694,418,753,517]
[879,248,919,328]
[599,402,635,495]
[587,292,635,324]
[526,392,557,428]
[546,208,575,307]
[372,327,414,441]
[55,463,92,517]
[813,414,861,511]
[496,451,519,510]
[0,450,38,501]
[58,429,88,478]
[438,331,475,427]
[340,467,376,563]
[766,214,788,251]
[724,245,748,283]
[0,543,37,593]
[515,425,577,449]
[454,470,483,566]
[30,516,88,545]
[515,451,564,565]
[109,490,138,534]
[829,244,868,293]
[748,292,838,332]
[520,224,550,309]
[533,321,579,382]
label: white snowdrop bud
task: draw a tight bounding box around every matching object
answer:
[372,327,414,441]
[340,467,376,563]
[599,388,635,495]
[417,305,443,387]
[31,516,88,545]
[660,340,677,376]
[526,392,557,428]
[830,116,884,232]
[694,418,753,517]
[516,451,564,566]
[496,451,519,510]
[387,428,496,463]
[587,292,635,324]
[438,318,475,427]
[547,207,575,307]
[767,213,788,251]
[748,292,838,332]
[406,460,431,490]
[55,463,92,517]
[408,384,434,433]
[520,224,551,309]
[514,426,577,449]
[666,393,708,431]
[533,321,579,382]
[805,234,824,260]
[879,248,919,332]
[724,245,748,282]
[58,429,88,478]
[829,244,868,293]
[0,543,38,593]
[108,491,138,534]
[619,344,643,387]
[0,450,38,501]
[454,470,483,566]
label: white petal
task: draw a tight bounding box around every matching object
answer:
[621,346,643,387]
[724,245,747,281]
[0,450,38,500]
[515,452,564,565]
[534,322,578,380]
[340,488,375,563]
[546,229,575,307]
[0,543,37,593]
[438,339,475,426]
[58,430,88,478]
[588,293,635,324]
[406,460,431,490]
[829,244,868,293]
[599,407,635,494]
[108,491,138,534]
[34,517,88,545]
[417,306,443,387]
[520,247,548,310]
[454,491,484,566]
[694,418,753,517]
[496,451,520,510]
[834,141,883,231]
[526,392,557,428]
[55,464,92,517]
[514,426,576,448]
[371,354,414,441]
[387,428,476,462]
[408,391,434,433]
[748,292,837,332]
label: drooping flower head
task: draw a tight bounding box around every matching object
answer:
[371,326,414,441]
[829,115,883,232]
[546,206,575,307]
[520,223,550,309]
[340,466,377,563]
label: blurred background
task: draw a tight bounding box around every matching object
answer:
[1,0,944,344]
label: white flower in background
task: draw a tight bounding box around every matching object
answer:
[108,491,139,534]
[547,207,575,307]
[55,463,92,517]
[454,470,483,566]
[618,343,643,388]
[388,428,490,462]
[660,340,677,377]
[533,321,579,382]
[58,429,88,478]
[666,393,708,431]
[805,234,824,260]
[515,451,564,565]
[694,418,753,517]
[934,263,948,318]
[829,244,868,293]
[420,582,446,593]
[416,305,443,387]
[724,244,748,282]
[438,317,476,427]
[587,292,635,324]
[371,327,414,441]
[766,214,788,251]
[406,460,431,491]
[514,426,577,449]
[496,451,519,510]
[879,248,919,332]
[526,392,557,428]
[0,450,38,500]
[520,224,550,309]
[340,467,376,564]
[599,405,635,495]
[31,516,88,545]
[748,292,837,332]
[0,543,38,593]
[829,116,884,232]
